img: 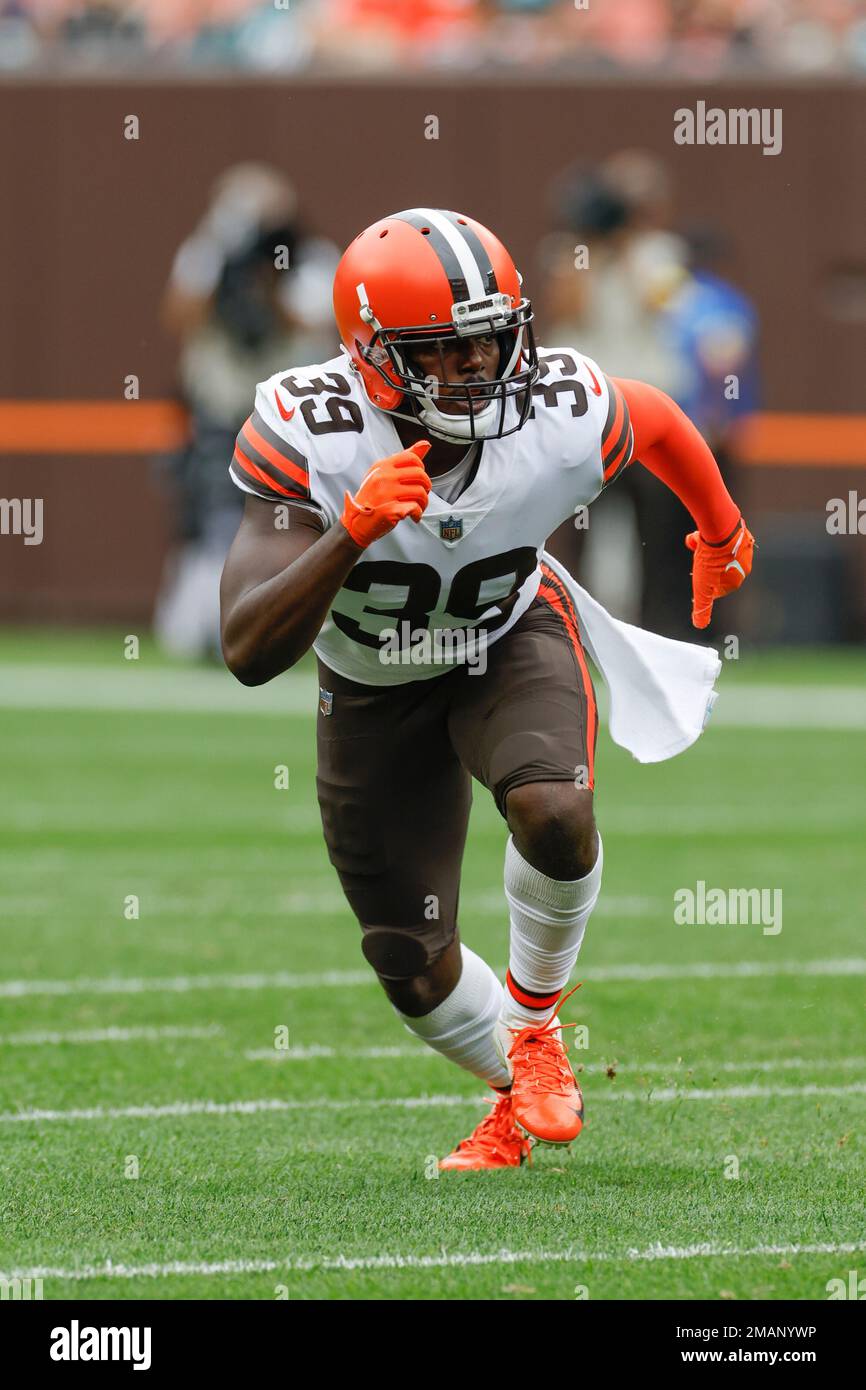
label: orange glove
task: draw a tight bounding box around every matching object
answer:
[340,441,432,549]
[685,515,755,629]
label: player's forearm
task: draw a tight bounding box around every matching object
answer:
[614,377,740,541]
[222,523,362,685]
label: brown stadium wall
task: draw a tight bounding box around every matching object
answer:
[0,77,864,625]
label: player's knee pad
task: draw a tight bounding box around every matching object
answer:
[360,924,452,981]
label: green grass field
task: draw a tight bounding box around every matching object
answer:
[0,635,864,1301]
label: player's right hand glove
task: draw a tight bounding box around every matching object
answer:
[685,514,755,629]
[340,440,432,549]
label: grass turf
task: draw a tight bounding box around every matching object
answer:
[0,635,864,1300]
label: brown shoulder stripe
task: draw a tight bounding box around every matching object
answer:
[231,446,296,500]
[603,422,634,486]
[601,375,634,482]
[250,409,310,478]
[235,413,310,499]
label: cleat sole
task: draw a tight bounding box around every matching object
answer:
[515,1118,582,1146]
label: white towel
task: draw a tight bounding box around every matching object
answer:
[541,550,721,764]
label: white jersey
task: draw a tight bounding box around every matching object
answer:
[230,346,634,685]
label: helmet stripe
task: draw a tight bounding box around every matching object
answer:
[439,211,499,296]
[415,207,487,301]
[392,208,489,303]
[391,209,470,301]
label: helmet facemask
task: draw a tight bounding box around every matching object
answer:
[358,295,539,443]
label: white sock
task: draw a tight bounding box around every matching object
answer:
[396,943,510,1090]
[499,833,603,1032]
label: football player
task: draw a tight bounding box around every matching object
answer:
[220,209,754,1170]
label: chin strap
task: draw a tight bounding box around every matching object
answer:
[416,396,501,443]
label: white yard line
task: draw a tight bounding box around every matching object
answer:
[244,1048,866,1073]
[615,1083,866,1101]
[1,957,864,999]
[0,1095,474,1123]
[4,1239,866,1284]
[247,1045,421,1061]
[710,687,866,730]
[3,804,865,836]
[0,893,661,920]
[3,808,864,837]
[0,1024,223,1047]
[0,666,317,716]
[0,1022,859,1072]
[3,1082,866,1125]
[0,665,864,729]
[0,969,375,998]
[578,959,866,981]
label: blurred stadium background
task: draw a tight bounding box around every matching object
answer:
[0,0,865,648]
[3,0,866,75]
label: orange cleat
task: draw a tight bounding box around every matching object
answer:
[439,1092,533,1171]
[506,984,584,1146]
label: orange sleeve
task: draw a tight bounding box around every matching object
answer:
[612,377,739,543]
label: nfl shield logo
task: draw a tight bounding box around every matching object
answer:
[440,515,463,543]
[319,687,333,716]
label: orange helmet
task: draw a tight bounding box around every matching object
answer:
[333,208,538,442]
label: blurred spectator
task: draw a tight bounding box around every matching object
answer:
[318,0,481,71]
[665,223,759,449]
[662,225,760,636]
[543,151,689,396]
[540,153,690,633]
[541,151,759,639]
[153,163,338,659]
[59,0,145,46]
[4,0,866,73]
[0,3,41,68]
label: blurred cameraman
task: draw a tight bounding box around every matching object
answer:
[154,163,338,659]
[540,152,691,630]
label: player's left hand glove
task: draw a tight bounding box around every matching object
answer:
[685,515,755,629]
